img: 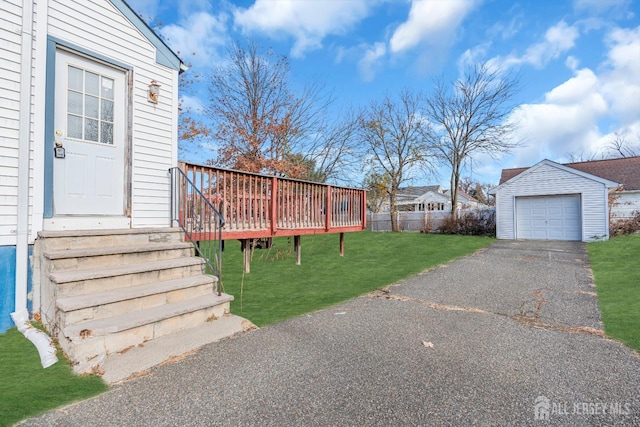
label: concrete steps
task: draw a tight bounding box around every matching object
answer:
[100,314,255,384]
[50,257,207,297]
[44,241,195,272]
[34,228,236,375]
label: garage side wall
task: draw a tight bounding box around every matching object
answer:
[495,163,609,241]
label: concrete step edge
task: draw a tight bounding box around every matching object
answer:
[100,314,256,384]
[49,257,205,284]
[44,242,193,260]
[64,293,234,338]
[38,227,180,238]
[56,274,218,312]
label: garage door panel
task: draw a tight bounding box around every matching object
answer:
[548,229,566,239]
[516,195,581,241]
[532,219,546,227]
[548,219,564,227]
[532,230,548,239]
[548,207,562,215]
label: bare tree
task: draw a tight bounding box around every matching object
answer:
[363,172,390,213]
[177,62,212,158]
[425,63,520,217]
[293,108,361,184]
[564,132,640,162]
[476,182,496,206]
[459,177,495,206]
[564,151,601,163]
[205,40,330,178]
[607,132,640,158]
[459,176,475,194]
[358,89,433,232]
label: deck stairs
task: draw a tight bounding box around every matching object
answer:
[33,228,242,378]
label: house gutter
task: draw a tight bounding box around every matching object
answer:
[12,0,58,368]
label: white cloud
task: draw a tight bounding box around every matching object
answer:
[233,0,372,57]
[487,15,523,41]
[180,95,205,115]
[545,68,602,105]
[573,0,632,16]
[565,56,580,70]
[504,25,640,167]
[126,0,160,20]
[599,26,640,125]
[458,45,489,70]
[488,21,579,70]
[507,70,608,164]
[358,43,386,82]
[389,0,477,53]
[161,12,228,67]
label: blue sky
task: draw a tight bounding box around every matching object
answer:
[128,0,640,187]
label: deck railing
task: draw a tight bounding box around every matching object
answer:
[169,167,225,293]
[179,162,366,240]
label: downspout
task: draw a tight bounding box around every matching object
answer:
[12,0,58,369]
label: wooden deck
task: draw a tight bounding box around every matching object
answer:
[179,162,367,242]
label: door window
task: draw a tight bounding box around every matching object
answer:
[66,66,115,144]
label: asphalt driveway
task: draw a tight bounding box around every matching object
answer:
[21,240,640,426]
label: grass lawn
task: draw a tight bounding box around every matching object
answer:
[588,234,640,351]
[0,327,107,427]
[221,231,494,326]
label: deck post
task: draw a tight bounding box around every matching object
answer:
[339,232,344,256]
[325,186,332,231]
[241,239,251,273]
[270,176,278,235]
[361,190,367,230]
[294,235,301,265]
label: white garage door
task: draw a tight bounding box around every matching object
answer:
[516,195,581,240]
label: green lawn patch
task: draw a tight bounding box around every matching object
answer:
[0,327,107,427]
[221,231,494,326]
[588,234,640,351]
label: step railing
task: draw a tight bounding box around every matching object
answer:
[169,167,225,295]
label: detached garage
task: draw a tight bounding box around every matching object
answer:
[490,160,619,242]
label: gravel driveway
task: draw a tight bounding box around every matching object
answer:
[21,240,640,426]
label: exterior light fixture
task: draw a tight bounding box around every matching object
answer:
[148,80,161,104]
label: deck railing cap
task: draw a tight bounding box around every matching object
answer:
[180,161,366,192]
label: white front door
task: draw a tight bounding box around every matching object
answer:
[53,49,126,216]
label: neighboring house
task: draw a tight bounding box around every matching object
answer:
[442,188,488,210]
[489,158,632,242]
[393,185,487,212]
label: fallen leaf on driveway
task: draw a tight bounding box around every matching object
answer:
[422,341,434,348]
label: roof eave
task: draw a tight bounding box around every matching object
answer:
[111,0,185,72]
[492,159,621,194]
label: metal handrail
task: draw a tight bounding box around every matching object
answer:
[169,167,225,295]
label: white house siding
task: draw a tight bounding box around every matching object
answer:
[48,0,178,228]
[0,0,23,246]
[495,163,609,242]
[611,191,640,220]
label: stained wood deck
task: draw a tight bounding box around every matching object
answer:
[179,162,367,241]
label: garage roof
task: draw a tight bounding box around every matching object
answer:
[489,159,620,195]
[499,156,640,190]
